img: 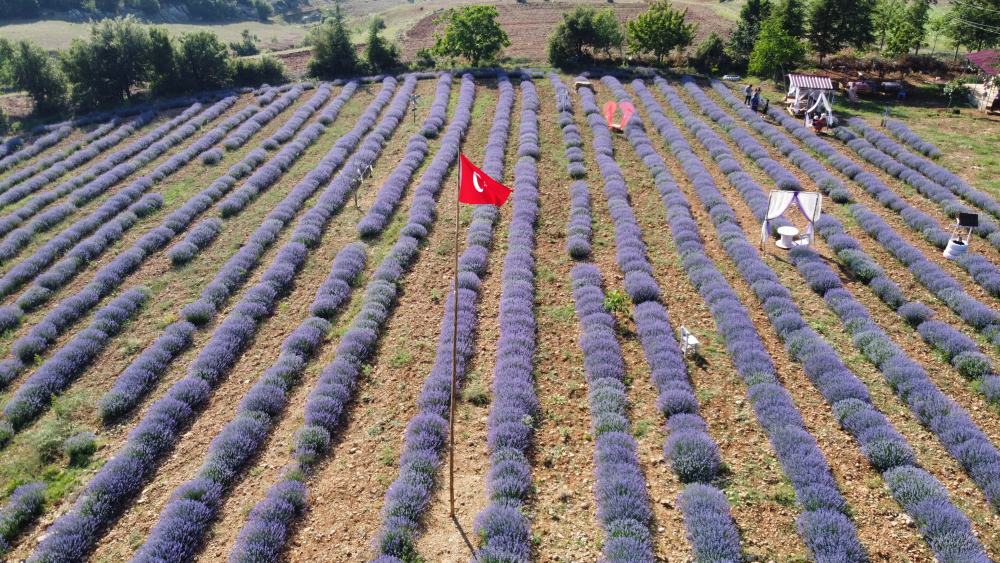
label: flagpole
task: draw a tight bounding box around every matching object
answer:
[450,156,460,519]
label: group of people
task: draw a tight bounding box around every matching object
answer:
[743,84,769,114]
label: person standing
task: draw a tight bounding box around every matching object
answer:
[750,92,760,113]
[744,84,753,105]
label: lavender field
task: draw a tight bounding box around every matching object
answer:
[0,71,998,563]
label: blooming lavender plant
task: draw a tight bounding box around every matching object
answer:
[369,73,513,562]
[546,73,594,258]
[470,75,543,563]
[621,76,865,562]
[224,73,478,563]
[0,98,236,267]
[884,120,942,158]
[223,87,304,150]
[1,286,149,433]
[0,114,153,208]
[637,76,988,562]
[0,126,73,174]
[26,78,412,563]
[0,482,45,551]
[708,81,852,203]
[357,73,452,237]
[129,243,365,563]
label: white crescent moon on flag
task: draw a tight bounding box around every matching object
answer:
[473,172,484,192]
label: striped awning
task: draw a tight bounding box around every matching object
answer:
[967,50,999,75]
[788,74,834,90]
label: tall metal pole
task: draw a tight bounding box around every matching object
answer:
[450,157,460,518]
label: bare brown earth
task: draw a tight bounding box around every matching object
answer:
[400,1,730,61]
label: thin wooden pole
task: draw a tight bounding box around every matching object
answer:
[450,157,460,518]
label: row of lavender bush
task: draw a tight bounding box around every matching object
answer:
[0,97,247,387]
[628,77,865,561]
[0,102,207,240]
[0,118,109,195]
[547,72,593,259]
[596,76,742,562]
[842,205,1000,400]
[173,83,342,266]
[0,114,154,208]
[183,78,402,327]
[675,78,790,227]
[356,73,453,237]
[0,126,73,174]
[758,103,994,265]
[650,77,990,562]
[0,100,251,313]
[0,98,238,265]
[836,124,1000,244]
[0,286,149,435]
[568,264,656,563]
[223,86,303,150]
[369,72,514,562]
[129,243,367,563]
[226,74,477,563]
[814,213,1000,407]
[0,99,209,243]
[0,482,45,553]
[470,75,540,563]
[26,77,403,563]
[97,82,355,421]
[798,217,1000,513]
[885,120,942,158]
[707,81,852,202]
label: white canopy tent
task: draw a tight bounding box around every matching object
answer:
[786,74,837,127]
[761,190,823,247]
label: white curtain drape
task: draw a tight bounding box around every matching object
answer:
[761,191,823,245]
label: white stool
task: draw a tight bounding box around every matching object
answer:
[680,326,699,356]
[776,226,800,249]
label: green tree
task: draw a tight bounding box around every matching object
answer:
[95,0,118,12]
[725,0,771,67]
[307,6,360,78]
[748,16,805,80]
[233,54,288,86]
[61,16,151,107]
[253,0,273,21]
[177,30,232,91]
[692,31,728,72]
[547,6,623,65]
[432,6,511,66]
[364,18,401,73]
[593,8,624,58]
[926,12,951,55]
[626,0,697,64]
[148,26,179,94]
[948,0,1000,52]
[6,40,66,114]
[873,0,905,53]
[230,29,260,56]
[771,0,804,38]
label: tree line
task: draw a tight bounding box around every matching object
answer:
[546,0,1000,76]
[0,16,288,115]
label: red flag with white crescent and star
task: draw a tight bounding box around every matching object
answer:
[458,153,511,206]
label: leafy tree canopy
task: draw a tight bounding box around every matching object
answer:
[61,16,150,108]
[748,16,805,79]
[547,6,624,65]
[308,6,361,78]
[177,30,232,92]
[432,5,511,67]
[626,0,697,64]
[364,18,401,73]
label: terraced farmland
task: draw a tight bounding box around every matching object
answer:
[0,71,999,563]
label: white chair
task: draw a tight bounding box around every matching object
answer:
[679,326,700,356]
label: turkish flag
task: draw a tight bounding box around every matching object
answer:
[459,154,511,206]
